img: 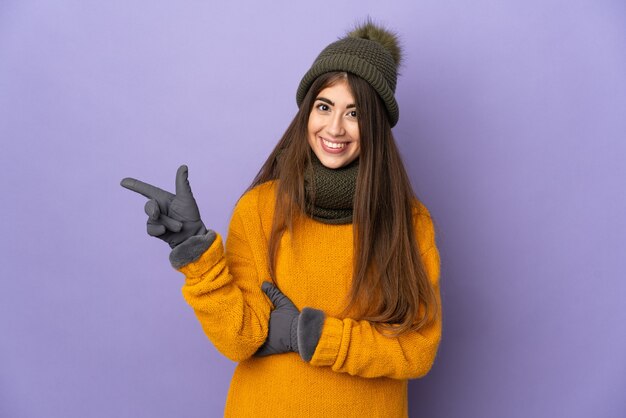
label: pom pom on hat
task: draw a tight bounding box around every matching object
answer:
[296,19,403,126]
[347,18,402,67]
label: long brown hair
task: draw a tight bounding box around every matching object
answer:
[249,72,439,335]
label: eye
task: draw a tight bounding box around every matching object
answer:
[348,110,358,118]
[316,103,330,112]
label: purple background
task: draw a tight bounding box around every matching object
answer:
[1,1,625,417]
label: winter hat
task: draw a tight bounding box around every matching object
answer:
[296,20,402,127]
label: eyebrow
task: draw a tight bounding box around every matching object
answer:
[316,96,356,109]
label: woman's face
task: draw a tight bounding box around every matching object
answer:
[307,79,360,169]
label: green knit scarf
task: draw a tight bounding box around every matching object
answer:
[304,152,359,224]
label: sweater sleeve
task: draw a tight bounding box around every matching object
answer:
[308,208,442,380]
[177,196,271,362]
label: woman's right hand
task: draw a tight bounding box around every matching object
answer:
[121,165,207,248]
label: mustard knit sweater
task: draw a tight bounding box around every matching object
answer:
[178,181,442,417]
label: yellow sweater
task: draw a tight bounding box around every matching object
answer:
[178,181,442,417]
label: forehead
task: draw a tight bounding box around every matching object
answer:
[316,79,355,103]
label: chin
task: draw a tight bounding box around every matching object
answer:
[316,154,356,169]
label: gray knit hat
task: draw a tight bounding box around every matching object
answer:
[296,21,402,127]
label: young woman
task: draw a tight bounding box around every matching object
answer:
[122,21,442,418]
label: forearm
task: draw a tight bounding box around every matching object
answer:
[301,244,442,379]
[306,313,441,379]
[176,232,271,362]
[260,289,441,379]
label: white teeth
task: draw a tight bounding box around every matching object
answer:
[322,138,346,149]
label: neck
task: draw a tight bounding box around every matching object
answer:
[304,152,359,224]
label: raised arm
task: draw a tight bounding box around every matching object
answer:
[175,197,272,362]
[121,167,271,361]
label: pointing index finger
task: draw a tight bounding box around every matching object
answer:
[120,177,173,201]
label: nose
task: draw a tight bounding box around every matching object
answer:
[327,113,346,137]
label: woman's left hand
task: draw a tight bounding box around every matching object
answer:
[255,282,326,360]
[255,282,300,356]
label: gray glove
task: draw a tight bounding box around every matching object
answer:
[256,282,326,362]
[256,282,299,355]
[121,165,207,249]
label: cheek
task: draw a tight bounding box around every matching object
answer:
[307,116,322,139]
[308,114,320,131]
[350,125,360,145]
[351,129,361,155]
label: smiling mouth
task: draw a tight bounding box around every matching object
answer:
[321,137,347,149]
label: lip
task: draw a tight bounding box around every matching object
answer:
[319,136,349,154]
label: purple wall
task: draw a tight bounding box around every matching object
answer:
[1,1,624,417]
